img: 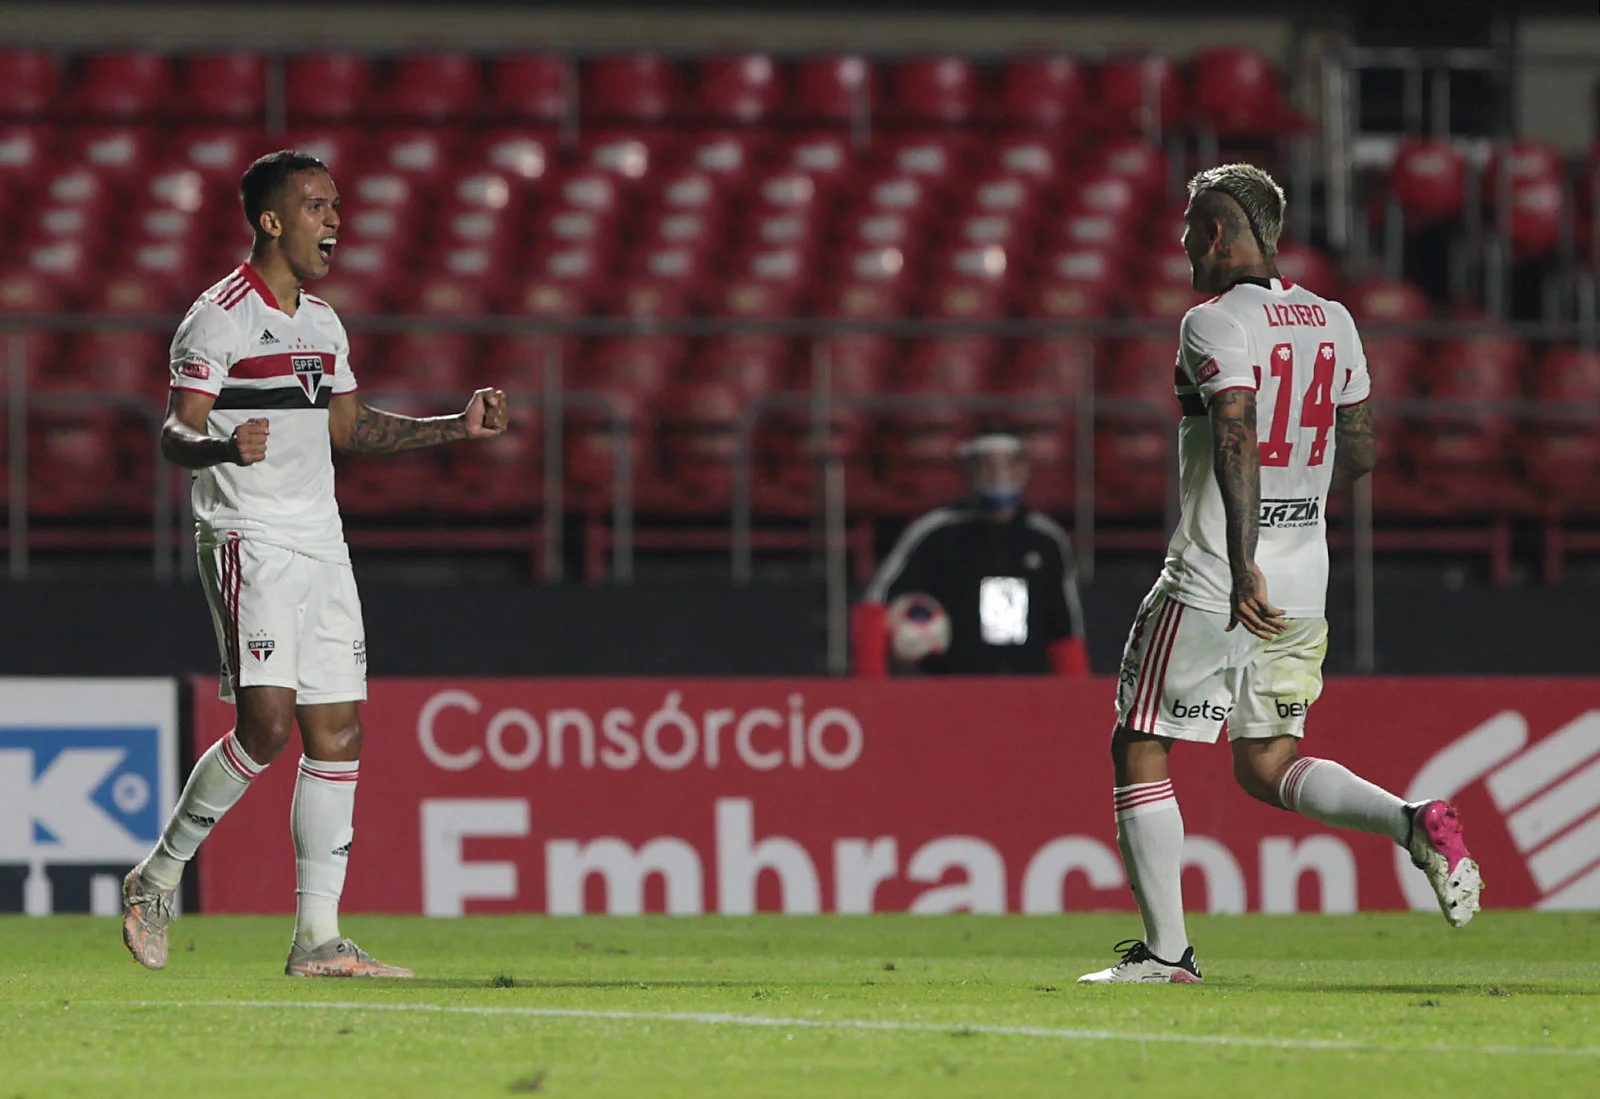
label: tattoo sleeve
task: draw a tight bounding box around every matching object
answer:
[341,402,468,456]
[1209,387,1260,576]
[1329,402,1378,491]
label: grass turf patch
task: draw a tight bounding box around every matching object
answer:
[1,911,1597,1097]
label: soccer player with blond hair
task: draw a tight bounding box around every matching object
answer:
[1079,165,1482,984]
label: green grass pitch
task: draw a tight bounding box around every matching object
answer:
[2,912,1597,1097]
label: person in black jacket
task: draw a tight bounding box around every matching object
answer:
[853,430,1089,676]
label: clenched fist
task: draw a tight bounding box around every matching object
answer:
[230,417,269,465]
[463,388,509,439]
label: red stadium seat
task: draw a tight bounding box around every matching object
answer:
[384,54,485,122]
[1526,347,1600,499]
[383,332,474,395]
[0,124,52,187]
[370,128,457,179]
[28,413,130,515]
[1486,141,1565,260]
[888,57,977,126]
[610,275,698,320]
[878,131,968,182]
[447,425,543,512]
[1095,55,1182,136]
[1272,241,1340,297]
[0,51,57,117]
[1190,47,1307,138]
[547,169,622,215]
[87,272,175,316]
[65,331,166,397]
[402,273,493,318]
[785,130,856,183]
[953,212,1028,251]
[658,380,745,511]
[792,56,872,125]
[1344,277,1433,324]
[286,54,374,123]
[490,55,571,124]
[1095,139,1168,199]
[439,171,518,246]
[182,53,266,121]
[67,125,158,179]
[1010,338,1093,393]
[475,128,555,185]
[713,249,809,318]
[695,55,781,124]
[696,336,793,397]
[70,51,174,119]
[304,277,382,316]
[173,125,262,184]
[583,55,680,123]
[280,126,365,174]
[993,57,1087,130]
[485,335,561,389]
[681,130,763,182]
[1389,140,1468,229]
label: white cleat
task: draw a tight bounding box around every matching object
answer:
[1077,939,1204,984]
[1408,800,1482,928]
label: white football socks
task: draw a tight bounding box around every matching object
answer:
[141,729,265,890]
[1114,780,1189,962]
[1279,757,1409,844]
[291,756,359,950]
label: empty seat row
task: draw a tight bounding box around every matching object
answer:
[0,49,1303,137]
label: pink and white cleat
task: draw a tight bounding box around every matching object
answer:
[1077,940,1204,984]
[285,938,414,978]
[121,863,176,971]
[1408,800,1482,928]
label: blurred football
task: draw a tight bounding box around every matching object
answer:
[886,592,952,663]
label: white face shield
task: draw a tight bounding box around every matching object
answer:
[958,434,1027,509]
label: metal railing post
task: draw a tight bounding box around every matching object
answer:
[1353,474,1376,674]
[541,340,564,583]
[730,399,756,585]
[1074,342,1096,585]
[7,335,26,581]
[610,398,633,584]
[151,404,173,582]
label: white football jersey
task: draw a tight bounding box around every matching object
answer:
[1159,277,1371,617]
[169,264,359,563]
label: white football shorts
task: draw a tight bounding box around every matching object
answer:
[1114,585,1328,743]
[198,538,368,705]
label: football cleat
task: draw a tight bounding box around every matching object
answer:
[121,863,176,971]
[1077,939,1203,984]
[1408,800,1482,928]
[286,937,415,978]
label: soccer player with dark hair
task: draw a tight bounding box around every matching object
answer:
[121,150,511,977]
[1079,165,1481,984]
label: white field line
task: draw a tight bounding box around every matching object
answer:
[70,999,1600,1058]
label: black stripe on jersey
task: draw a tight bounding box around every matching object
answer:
[213,386,331,410]
[1178,393,1206,417]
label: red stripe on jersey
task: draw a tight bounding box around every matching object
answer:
[228,351,336,380]
[302,294,332,309]
[233,263,279,311]
[218,284,252,311]
[209,275,247,306]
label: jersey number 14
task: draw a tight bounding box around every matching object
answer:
[1260,341,1337,467]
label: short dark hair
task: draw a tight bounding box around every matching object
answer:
[240,150,329,236]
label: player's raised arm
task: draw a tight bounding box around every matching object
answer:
[1209,386,1285,639]
[328,388,509,456]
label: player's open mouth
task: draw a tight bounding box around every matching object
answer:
[318,237,337,260]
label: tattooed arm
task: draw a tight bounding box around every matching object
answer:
[329,388,508,456]
[1328,401,1378,491]
[1210,387,1286,638]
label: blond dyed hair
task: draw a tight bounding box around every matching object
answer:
[1187,163,1286,259]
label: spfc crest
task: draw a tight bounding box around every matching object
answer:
[292,354,324,400]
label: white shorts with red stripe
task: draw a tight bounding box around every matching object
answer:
[197,537,367,706]
[1113,585,1328,743]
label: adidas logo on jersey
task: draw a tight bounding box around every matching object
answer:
[259,329,279,345]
